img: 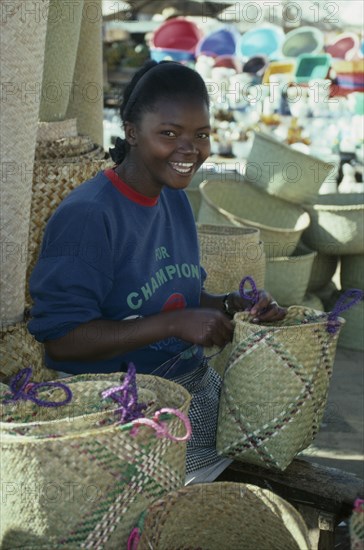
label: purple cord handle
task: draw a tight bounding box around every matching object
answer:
[101,363,147,424]
[239,275,260,305]
[327,289,364,334]
[130,408,192,442]
[4,367,73,407]
[127,528,141,550]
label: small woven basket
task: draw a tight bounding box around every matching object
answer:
[26,156,112,308]
[0,372,191,549]
[245,131,333,204]
[264,245,317,306]
[340,254,364,290]
[302,193,364,255]
[197,223,265,292]
[0,321,56,383]
[307,251,339,292]
[34,135,96,160]
[198,177,310,258]
[127,482,310,550]
[216,306,345,471]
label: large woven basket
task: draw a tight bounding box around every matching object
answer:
[302,193,364,255]
[127,482,310,550]
[340,254,364,290]
[307,251,339,292]
[327,290,364,351]
[197,223,265,292]
[0,372,191,549]
[0,321,56,383]
[198,177,310,258]
[216,306,345,471]
[26,156,112,308]
[245,131,333,204]
[264,245,317,306]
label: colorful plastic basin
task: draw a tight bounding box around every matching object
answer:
[236,25,284,60]
[242,55,268,76]
[294,53,331,83]
[262,61,296,84]
[325,32,360,60]
[196,27,240,57]
[151,17,202,53]
[149,48,196,63]
[282,26,324,57]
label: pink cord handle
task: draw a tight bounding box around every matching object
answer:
[130,407,192,442]
[127,528,141,550]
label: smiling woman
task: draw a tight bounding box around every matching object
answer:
[28,60,285,481]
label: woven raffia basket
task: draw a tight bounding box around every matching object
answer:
[0,372,191,549]
[197,224,266,292]
[302,193,364,255]
[245,131,333,204]
[307,251,339,292]
[216,306,345,471]
[127,482,311,550]
[26,155,112,308]
[0,322,56,383]
[327,291,364,351]
[264,245,317,306]
[37,119,78,142]
[198,177,310,258]
[340,254,364,290]
[34,135,97,160]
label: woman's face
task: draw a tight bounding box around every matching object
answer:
[124,97,211,197]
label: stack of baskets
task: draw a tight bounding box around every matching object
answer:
[302,192,364,350]
[197,132,334,308]
[0,372,191,549]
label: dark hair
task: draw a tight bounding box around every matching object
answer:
[109,61,210,164]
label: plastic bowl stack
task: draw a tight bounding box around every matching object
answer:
[150,17,202,62]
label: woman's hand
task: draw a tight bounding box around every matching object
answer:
[167,308,234,348]
[225,290,287,322]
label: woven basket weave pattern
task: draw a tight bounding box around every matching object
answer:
[216,307,344,471]
[302,193,364,255]
[198,178,310,258]
[340,254,364,290]
[245,131,332,204]
[0,373,191,549]
[132,482,310,550]
[197,224,266,292]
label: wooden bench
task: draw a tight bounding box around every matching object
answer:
[216,458,364,549]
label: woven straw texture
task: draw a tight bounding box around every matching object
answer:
[130,482,310,550]
[216,306,344,471]
[39,0,83,122]
[327,291,364,351]
[198,177,310,258]
[245,131,332,204]
[264,245,317,306]
[197,223,266,292]
[37,119,78,142]
[0,373,191,549]
[26,156,112,308]
[0,322,56,383]
[0,0,49,323]
[302,193,364,255]
[65,0,104,145]
[307,251,339,292]
[34,135,96,160]
[340,254,364,290]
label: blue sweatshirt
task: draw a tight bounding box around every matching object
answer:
[28,169,206,376]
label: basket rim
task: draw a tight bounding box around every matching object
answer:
[196,223,260,237]
[199,179,311,234]
[266,250,317,263]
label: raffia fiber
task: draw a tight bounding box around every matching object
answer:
[0,373,191,549]
[37,119,78,142]
[198,177,310,258]
[39,0,83,122]
[34,135,96,160]
[130,482,310,550]
[307,251,339,292]
[26,156,112,309]
[0,0,49,323]
[0,321,56,383]
[216,306,344,471]
[302,192,364,255]
[65,0,104,145]
[245,131,332,204]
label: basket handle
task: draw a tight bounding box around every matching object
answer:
[327,288,363,333]
[3,367,73,407]
[129,408,192,442]
[127,527,141,550]
[239,275,259,305]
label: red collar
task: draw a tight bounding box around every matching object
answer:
[104,169,159,207]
